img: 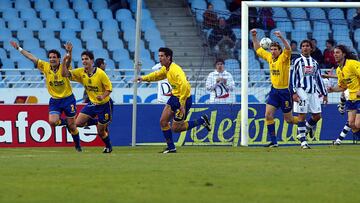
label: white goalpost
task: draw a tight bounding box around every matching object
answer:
[240,1,360,146]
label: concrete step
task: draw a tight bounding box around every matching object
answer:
[153,17,195,27]
[146,0,185,8]
[149,8,190,17]
[160,30,199,37]
[165,40,204,47]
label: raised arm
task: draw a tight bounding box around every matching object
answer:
[274,31,290,51]
[61,54,72,77]
[250,29,260,51]
[10,41,38,64]
[63,41,73,68]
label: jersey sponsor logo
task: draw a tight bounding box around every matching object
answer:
[271,69,280,76]
[49,80,65,87]
[160,82,172,96]
[85,85,99,92]
[304,65,314,75]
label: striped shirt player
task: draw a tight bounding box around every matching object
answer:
[291,40,328,149]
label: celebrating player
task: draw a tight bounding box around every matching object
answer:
[327,45,360,144]
[136,47,211,153]
[250,29,298,147]
[10,41,82,152]
[62,51,113,153]
[291,40,328,149]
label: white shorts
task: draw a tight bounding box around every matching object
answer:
[293,88,322,114]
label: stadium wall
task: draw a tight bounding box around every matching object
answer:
[0,104,349,147]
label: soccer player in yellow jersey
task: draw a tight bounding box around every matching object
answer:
[328,45,360,142]
[62,51,113,153]
[10,41,82,152]
[250,29,298,147]
[137,47,211,153]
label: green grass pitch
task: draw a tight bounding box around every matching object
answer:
[0,145,360,203]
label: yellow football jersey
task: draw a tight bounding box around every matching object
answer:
[37,60,73,99]
[336,59,360,101]
[70,67,112,105]
[256,47,291,89]
[142,62,191,106]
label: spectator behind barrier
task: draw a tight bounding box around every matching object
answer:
[203,3,218,29]
[352,8,360,29]
[323,39,337,69]
[310,38,324,68]
[208,18,236,59]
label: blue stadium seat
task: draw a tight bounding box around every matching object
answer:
[80,29,98,41]
[232,28,241,40]
[144,29,161,42]
[19,8,37,20]
[16,28,33,41]
[123,28,136,43]
[249,59,261,70]
[93,48,109,59]
[273,7,288,21]
[347,8,357,22]
[112,48,130,62]
[17,60,35,69]
[209,0,227,11]
[115,9,133,23]
[53,0,69,11]
[77,9,95,21]
[39,8,56,20]
[106,38,124,51]
[38,29,54,41]
[60,29,77,42]
[86,39,103,50]
[120,19,136,32]
[34,0,51,11]
[104,59,116,69]
[333,24,349,33]
[128,0,146,12]
[140,49,152,61]
[28,48,47,59]
[64,19,82,31]
[70,39,83,50]
[15,0,31,9]
[2,9,19,21]
[148,38,165,55]
[92,0,108,12]
[328,9,345,24]
[312,31,329,43]
[3,39,20,52]
[141,18,157,32]
[250,28,265,41]
[96,9,113,21]
[0,19,5,28]
[191,0,207,12]
[23,39,41,50]
[225,59,239,70]
[119,59,134,69]
[127,40,145,53]
[2,59,16,69]
[293,21,312,32]
[10,50,25,62]
[72,47,85,64]
[288,8,307,21]
[290,30,308,44]
[84,19,101,30]
[313,21,330,33]
[27,18,43,31]
[44,39,62,51]
[59,8,76,21]
[0,1,12,8]
[8,18,24,31]
[307,8,326,20]
[0,28,13,42]
[354,28,360,42]
[102,19,120,31]
[141,58,155,69]
[73,0,89,11]
[276,20,293,32]
[102,29,120,42]
[0,48,7,59]
[45,18,62,31]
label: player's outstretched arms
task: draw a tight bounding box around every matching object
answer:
[10,41,38,64]
[250,29,260,50]
[63,41,73,68]
[274,31,290,50]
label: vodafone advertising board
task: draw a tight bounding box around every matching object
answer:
[0,105,103,147]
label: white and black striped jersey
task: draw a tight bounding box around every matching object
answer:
[291,54,328,96]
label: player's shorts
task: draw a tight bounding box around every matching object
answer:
[293,88,322,114]
[266,87,292,113]
[167,95,192,121]
[49,94,76,117]
[345,100,360,114]
[81,99,113,124]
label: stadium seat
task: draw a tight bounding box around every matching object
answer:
[293,21,312,32]
[141,18,157,32]
[127,39,146,53]
[288,8,307,21]
[92,0,108,12]
[44,39,62,51]
[0,1,12,8]
[72,47,85,64]
[45,18,62,31]
[141,58,155,69]
[53,0,69,11]
[250,28,265,41]
[93,48,109,59]
[104,59,116,69]
[119,59,134,69]
[0,19,5,28]
[19,8,37,20]
[38,29,54,41]
[77,9,95,21]
[23,38,41,50]
[106,38,124,51]
[232,28,241,40]
[73,0,89,12]
[28,48,47,59]
[10,50,25,62]
[115,9,133,23]
[8,19,24,31]
[347,8,357,22]
[354,28,360,42]
[1,59,16,69]
[34,0,51,11]
[290,30,308,44]
[27,18,43,31]
[313,21,331,33]
[84,19,101,31]
[121,19,136,32]
[58,9,76,21]
[102,19,120,31]
[275,20,293,33]
[64,19,82,31]
[0,28,13,42]
[307,8,326,20]
[0,48,7,59]
[328,8,345,24]
[128,0,146,12]
[96,9,113,21]
[17,60,35,69]
[112,48,131,62]
[272,7,288,21]
[3,39,19,52]
[15,0,31,9]
[148,38,165,55]
[60,29,77,42]
[225,59,240,70]
[80,29,98,41]
[312,31,329,43]
[123,28,136,43]
[191,0,207,12]
[86,39,103,50]
[2,9,19,21]
[16,28,33,41]
[102,29,120,41]
[39,8,56,20]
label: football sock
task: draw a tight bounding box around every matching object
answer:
[186,118,205,130]
[339,122,350,140]
[70,129,81,148]
[101,135,112,149]
[306,118,317,129]
[162,129,175,150]
[266,120,277,144]
[298,121,306,142]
